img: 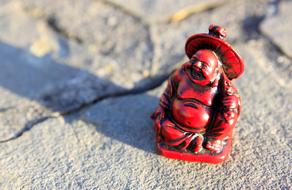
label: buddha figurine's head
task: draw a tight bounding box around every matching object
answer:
[189,49,220,86]
[185,25,244,81]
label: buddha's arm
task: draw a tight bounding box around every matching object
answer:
[205,78,241,152]
[151,68,183,119]
[207,79,240,140]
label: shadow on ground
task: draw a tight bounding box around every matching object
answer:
[79,91,159,153]
[0,42,158,153]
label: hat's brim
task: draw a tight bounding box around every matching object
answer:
[185,34,244,80]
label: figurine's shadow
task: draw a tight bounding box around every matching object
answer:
[0,42,157,153]
[80,92,158,153]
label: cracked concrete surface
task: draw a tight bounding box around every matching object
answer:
[0,0,291,189]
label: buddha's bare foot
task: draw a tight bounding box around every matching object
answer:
[205,139,225,153]
[192,135,203,153]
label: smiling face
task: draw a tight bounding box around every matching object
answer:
[189,49,219,86]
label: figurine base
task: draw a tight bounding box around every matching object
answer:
[157,140,232,164]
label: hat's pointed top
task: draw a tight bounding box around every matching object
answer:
[208,25,227,39]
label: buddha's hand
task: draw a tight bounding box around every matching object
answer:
[205,139,225,153]
[151,106,165,120]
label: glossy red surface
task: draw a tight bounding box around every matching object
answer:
[151,25,244,164]
[157,139,232,164]
[185,26,244,80]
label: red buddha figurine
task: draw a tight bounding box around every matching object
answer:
[151,25,244,164]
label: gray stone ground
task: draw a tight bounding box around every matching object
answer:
[0,0,291,189]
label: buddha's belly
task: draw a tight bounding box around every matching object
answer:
[171,98,212,129]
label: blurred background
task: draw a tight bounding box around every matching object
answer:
[0,0,291,189]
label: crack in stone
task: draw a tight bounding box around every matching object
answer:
[21,4,84,44]
[1,0,230,143]
[259,30,292,60]
[239,9,292,88]
[59,73,171,116]
[0,73,171,143]
[0,0,163,144]
[0,115,57,143]
[242,15,266,41]
[240,9,292,61]
[255,1,292,59]
[46,16,83,44]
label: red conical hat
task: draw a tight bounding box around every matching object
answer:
[185,25,244,80]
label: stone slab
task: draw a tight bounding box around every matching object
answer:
[0,42,291,189]
[261,1,292,58]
